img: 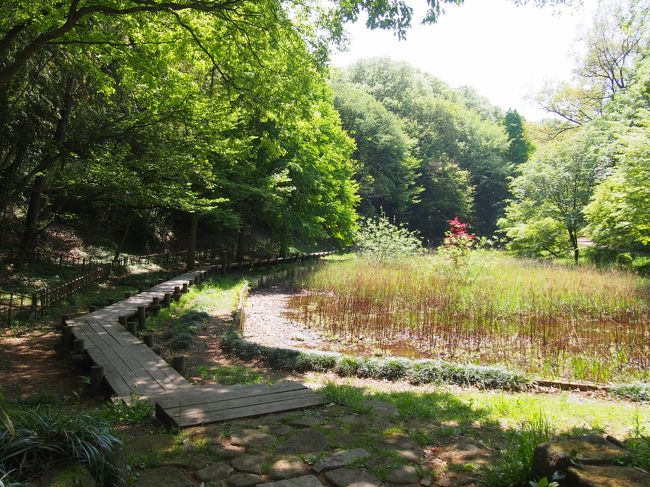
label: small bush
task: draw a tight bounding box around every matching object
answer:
[0,406,122,485]
[482,414,553,487]
[355,215,423,262]
[99,399,154,425]
[610,382,650,402]
[220,326,531,390]
[162,311,209,351]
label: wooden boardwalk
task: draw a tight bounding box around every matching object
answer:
[62,265,324,427]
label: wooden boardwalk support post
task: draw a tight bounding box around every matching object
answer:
[172,356,186,375]
[163,292,171,307]
[118,316,127,327]
[137,305,146,330]
[181,283,188,294]
[151,297,160,316]
[173,286,181,301]
[90,365,104,394]
[127,321,138,336]
[143,334,154,347]
[73,339,85,354]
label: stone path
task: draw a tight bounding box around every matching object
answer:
[129,400,475,487]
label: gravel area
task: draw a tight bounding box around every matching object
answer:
[243,287,336,352]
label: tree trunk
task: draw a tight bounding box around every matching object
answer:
[568,229,579,263]
[17,79,74,265]
[114,213,133,261]
[186,213,199,270]
[17,174,45,263]
[235,229,247,262]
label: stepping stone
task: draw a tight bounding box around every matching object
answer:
[195,462,234,482]
[566,464,650,486]
[363,400,398,417]
[533,435,627,480]
[290,416,323,428]
[135,467,193,487]
[270,424,295,436]
[277,429,329,455]
[232,454,267,474]
[163,452,214,470]
[258,475,324,487]
[382,435,424,462]
[208,443,246,460]
[269,459,309,480]
[227,473,265,487]
[387,466,419,485]
[324,468,382,487]
[312,449,372,473]
[230,429,277,448]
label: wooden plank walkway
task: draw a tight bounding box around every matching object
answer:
[63,265,324,427]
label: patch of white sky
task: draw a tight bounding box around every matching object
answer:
[331,0,601,121]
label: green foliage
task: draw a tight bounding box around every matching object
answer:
[504,109,534,164]
[482,414,553,487]
[162,311,210,351]
[354,215,423,262]
[499,128,606,261]
[195,365,266,385]
[610,383,650,402]
[332,77,420,220]
[338,59,511,237]
[98,399,155,426]
[0,406,121,485]
[220,325,531,390]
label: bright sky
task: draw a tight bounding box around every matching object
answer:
[332,0,600,121]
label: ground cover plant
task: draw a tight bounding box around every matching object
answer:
[288,252,650,383]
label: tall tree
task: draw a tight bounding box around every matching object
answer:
[503,109,533,164]
[499,129,606,262]
[332,78,420,220]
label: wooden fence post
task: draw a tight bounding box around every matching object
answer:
[221,250,228,276]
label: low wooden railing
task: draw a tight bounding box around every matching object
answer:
[0,263,116,327]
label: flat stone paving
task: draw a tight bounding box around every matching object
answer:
[132,401,458,487]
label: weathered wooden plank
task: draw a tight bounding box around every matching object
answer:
[161,389,321,417]
[70,325,133,397]
[99,321,191,388]
[155,381,307,408]
[159,394,325,427]
[83,320,168,395]
[96,320,189,389]
[74,322,152,394]
[85,320,177,395]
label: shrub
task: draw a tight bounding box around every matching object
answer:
[162,311,210,351]
[0,406,122,485]
[610,382,650,402]
[220,326,531,390]
[354,215,423,262]
[482,414,553,487]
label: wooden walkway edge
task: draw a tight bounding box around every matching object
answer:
[61,259,326,427]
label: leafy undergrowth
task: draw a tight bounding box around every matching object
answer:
[611,382,650,402]
[0,403,122,485]
[195,364,269,385]
[220,325,530,390]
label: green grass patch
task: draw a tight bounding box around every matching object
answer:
[195,364,268,385]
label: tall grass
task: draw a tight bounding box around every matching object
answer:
[288,252,650,382]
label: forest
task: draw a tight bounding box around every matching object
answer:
[1,1,649,487]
